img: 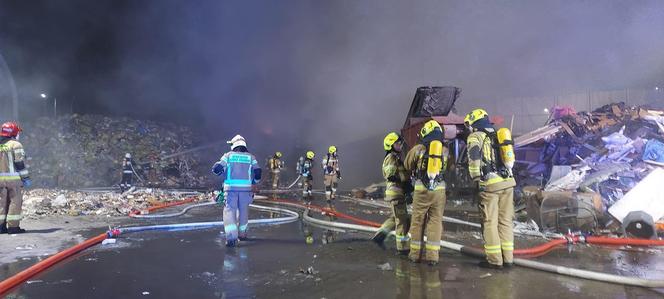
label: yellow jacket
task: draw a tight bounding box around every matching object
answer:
[0,139,29,181]
[404,144,448,191]
[382,152,409,201]
[466,130,515,191]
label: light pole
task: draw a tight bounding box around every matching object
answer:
[41,93,57,118]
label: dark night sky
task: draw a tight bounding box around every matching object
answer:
[1,1,664,186]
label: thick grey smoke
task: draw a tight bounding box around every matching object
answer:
[2,1,664,187]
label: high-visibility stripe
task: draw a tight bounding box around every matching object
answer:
[501,242,514,250]
[410,240,422,250]
[224,224,238,232]
[425,243,440,251]
[414,185,445,191]
[239,224,248,231]
[0,176,21,181]
[396,235,410,242]
[0,215,5,221]
[224,179,252,186]
[484,244,502,254]
[6,214,22,221]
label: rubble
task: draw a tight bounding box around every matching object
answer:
[514,102,664,234]
[21,188,209,218]
[22,114,213,189]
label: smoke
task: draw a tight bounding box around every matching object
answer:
[2,0,664,187]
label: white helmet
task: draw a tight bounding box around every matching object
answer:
[227,134,247,150]
[125,153,132,159]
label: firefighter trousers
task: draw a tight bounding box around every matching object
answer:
[223,191,253,241]
[323,175,338,202]
[0,180,23,228]
[409,188,446,263]
[271,171,280,189]
[301,177,313,202]
[379,200,411,251]
[478,187,514,265]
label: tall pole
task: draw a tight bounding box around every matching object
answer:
[0,52,19,121]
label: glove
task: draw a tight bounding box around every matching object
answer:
[215,192,225,206]
[22,178,32,188]
[326,166,334,173]
[403,181,414,194]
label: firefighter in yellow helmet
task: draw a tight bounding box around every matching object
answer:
[465,108,516,269]
[404,120,448,265]
[322,145,341,209]
[297,151,316,203]
[268,151,284,189]
[372,132,413,255]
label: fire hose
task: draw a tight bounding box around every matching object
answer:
[0,203,299,296]
[256,197,664,288]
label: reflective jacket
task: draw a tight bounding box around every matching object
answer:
[322,154,340,176]
[297,157,314,178]
[467,130,516,191]
[404,144,448,192]
[382,152,409,202]
[268,157,283,173]
[212,151,261,192]
[0,138,28,182]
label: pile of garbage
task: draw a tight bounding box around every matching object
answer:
[21,188,210,218]
[21,114,213,188]
[514,102,664,236]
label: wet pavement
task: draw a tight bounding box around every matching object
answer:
[2,193,664,298]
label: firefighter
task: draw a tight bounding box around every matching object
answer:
[404,120,448,265]
[268,151,284,189]
[372,132,412,255]
[465,108,516,269]
[297,151,315,203]
[120,153,134,193]
[0,122,31,234]
[321,146,341,209]
[212,135,261,247]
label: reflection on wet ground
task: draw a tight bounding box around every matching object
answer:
[3,192,664,298]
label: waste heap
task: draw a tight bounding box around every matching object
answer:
[21,188,210,218]
[22,114,213,188]
[514,102,664,237]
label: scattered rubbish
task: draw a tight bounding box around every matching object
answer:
[21,188,207,218]
[26,280,43,285]
[479,273,492,278]
[22,114,211,189]
[142,291,150,295]
[377,263,393,271]
[299,266,319,275]
[101,239,117,245]
[514,102,664,235]
[15,244,36,250]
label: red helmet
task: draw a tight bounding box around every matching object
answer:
[1,122,21,137]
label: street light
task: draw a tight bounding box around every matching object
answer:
[41,93,56,118]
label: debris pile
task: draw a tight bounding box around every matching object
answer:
[22,114,213,188]
[21,188,209,218]
[514,102,664,234]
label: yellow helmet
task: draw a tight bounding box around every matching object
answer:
[275,151,282,158]
[419,120,442,138]
[306,151,315,159]
[383,132,402,151]
[328,145,337,154]
[464,108,489,126]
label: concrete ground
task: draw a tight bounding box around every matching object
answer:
[1,192,664,298]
